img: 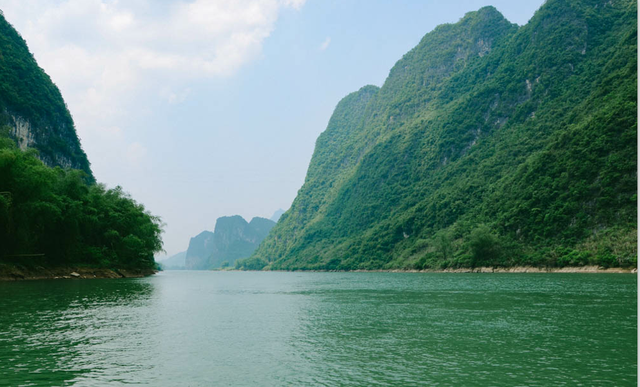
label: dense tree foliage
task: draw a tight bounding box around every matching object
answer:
[0,135,163,270]
[0,14,160,272]
[243,0,637,271]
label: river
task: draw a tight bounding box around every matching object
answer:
[0,271,636,386]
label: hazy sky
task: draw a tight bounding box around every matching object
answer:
[0,0,543,258]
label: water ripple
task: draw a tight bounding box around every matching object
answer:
[0,272,636,386]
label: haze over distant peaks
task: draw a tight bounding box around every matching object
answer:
[184,215,275,270]
[270,209,285,222]
[158,251,187,270]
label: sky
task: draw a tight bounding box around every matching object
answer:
[0,0,544,258]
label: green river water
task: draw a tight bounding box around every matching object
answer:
[0,271,636,386]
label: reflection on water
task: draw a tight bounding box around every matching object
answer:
[0,279,155,386]
[290,274,638,386]
[0,272,636,386]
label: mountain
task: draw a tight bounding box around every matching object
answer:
[0,14,162,277]
[184,231,215,270]
[185,216,276,270]
[270,209,285,223]
[244,0,637,271]
[0,13,92,179]
[158,251,187,270]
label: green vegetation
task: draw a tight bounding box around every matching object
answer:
[0,135,163,271]
[0,14,161,274]
[246,0,637,271]
[0,13,92,177]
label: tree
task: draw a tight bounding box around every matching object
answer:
[469,225,501,268]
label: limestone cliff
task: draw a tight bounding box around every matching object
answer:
[0,12,92,178]
[184,216,275,270]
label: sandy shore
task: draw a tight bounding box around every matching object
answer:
[0,265,156,281]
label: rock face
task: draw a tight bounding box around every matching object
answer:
[0,13,93,178]
[184,216,275,270]
[184,231,215,270]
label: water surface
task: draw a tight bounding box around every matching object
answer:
[0,271,636,386]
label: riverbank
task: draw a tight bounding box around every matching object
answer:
[225,265,637,273]
[0,264,157,281]
[358,265,637,274]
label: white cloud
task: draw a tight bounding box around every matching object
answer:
[160,87,192,105]
[282,0,305,10]
[0,0,306,176]
[2,0,305,78]
[319,36,331,51]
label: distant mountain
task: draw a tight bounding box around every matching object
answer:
[0,13,92,178]
[270,209,285,222]
[184,231,215,270]
[184,216,276,270]
[245,0,637,271]
[158,251,187,270]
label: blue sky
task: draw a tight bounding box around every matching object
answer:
[0,0,543,257]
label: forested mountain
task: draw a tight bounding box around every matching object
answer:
[0,13,92,178]
[0,14,162,276]
[243,0,637,271]
[185,216,275,270]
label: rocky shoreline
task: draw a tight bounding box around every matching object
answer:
[0,265,157,281]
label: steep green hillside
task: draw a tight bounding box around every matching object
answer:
[0,14,162,275]
[270,209,285,222]
[0,13,92,178]
[245,0,637,271]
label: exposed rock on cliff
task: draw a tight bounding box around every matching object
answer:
[0,13,93,178]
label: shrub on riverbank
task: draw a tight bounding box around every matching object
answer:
[0,136,163,270]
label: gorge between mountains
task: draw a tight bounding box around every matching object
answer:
[0,1,636,386]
